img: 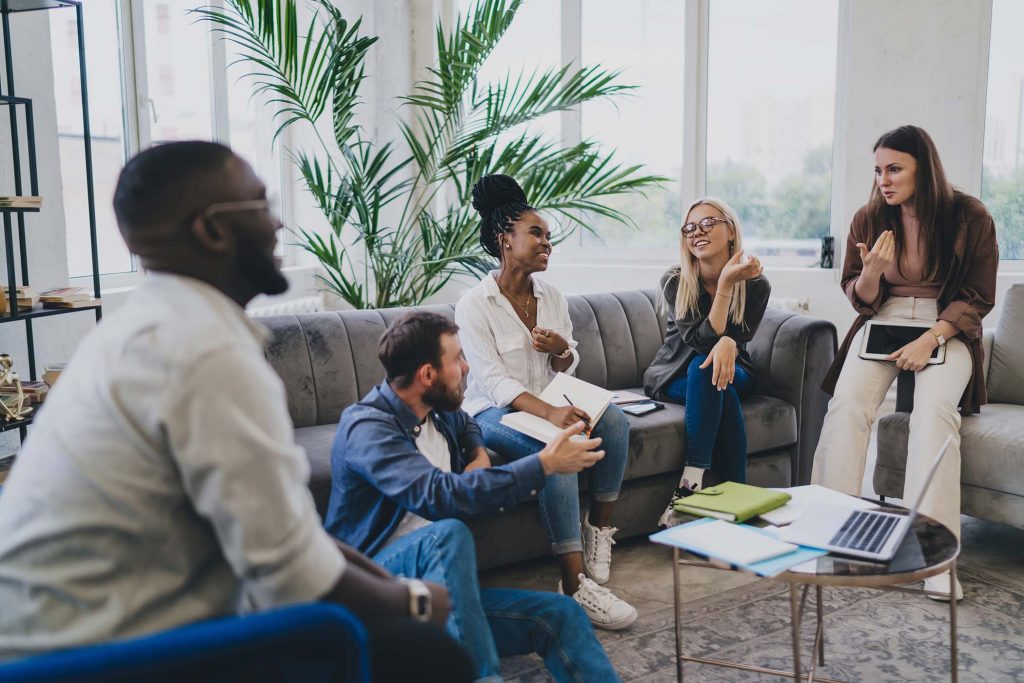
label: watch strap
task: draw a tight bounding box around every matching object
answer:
[399,577,432,622]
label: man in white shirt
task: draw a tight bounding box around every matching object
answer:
[0,141,471,681]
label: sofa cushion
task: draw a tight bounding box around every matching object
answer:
[876,403,1024,497]
[619,387,797,480]
[295,423,339,518]
[987,283,1024,405]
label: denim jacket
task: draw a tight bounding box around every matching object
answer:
[324,381,547,555]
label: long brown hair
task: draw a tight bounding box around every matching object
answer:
[869,125,956,281]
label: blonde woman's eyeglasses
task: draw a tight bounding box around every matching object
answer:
[681,216,731,237]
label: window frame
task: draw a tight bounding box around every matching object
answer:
[67,0,295,292]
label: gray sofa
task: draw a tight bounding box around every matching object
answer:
[263,289,837,569]
[876,283,1024,529]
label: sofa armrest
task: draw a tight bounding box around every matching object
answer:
[748,309,837,485]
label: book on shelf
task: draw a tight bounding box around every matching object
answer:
[0,196,42,208]
[39,286,89,303]
[0,380,48,403]
[672,481,792,523]
[42,362,67,387]
[42,298,101,310]
[499,372,613,444]
[1,286,39,309]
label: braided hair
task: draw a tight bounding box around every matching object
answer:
[472,174,533,259]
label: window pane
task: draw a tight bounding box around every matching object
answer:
[459,0,561,166]
[50,1,133,277]
[143,1,214,143]
[982,0,1024,261]
[706,0,838,264]
[581,0,685,247]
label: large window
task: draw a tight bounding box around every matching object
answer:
[982,0,1024,261]
[580,1,685,247]
[705,0,838,265]
[49,0,283,282]
[50,2,133,277]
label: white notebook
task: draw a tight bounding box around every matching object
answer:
[759,485,879,526]
[499,373,613,444]
[662,519,798,565]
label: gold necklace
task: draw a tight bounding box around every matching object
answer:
[495,276,532,319]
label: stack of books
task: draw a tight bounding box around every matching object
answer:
[0,380,48,404]
[0,196,42,210]
[42,362,67,387]
[40,287,100,310]
[1,286,39,310]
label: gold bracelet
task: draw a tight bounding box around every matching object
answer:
[716,291,733,300]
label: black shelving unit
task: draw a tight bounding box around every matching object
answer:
[0,0,100,437]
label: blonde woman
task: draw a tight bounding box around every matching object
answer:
[642,199,770,524]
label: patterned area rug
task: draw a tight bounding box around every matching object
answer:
[496,529,1024,682]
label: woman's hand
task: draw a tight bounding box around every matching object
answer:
[857,230,895,280]
[699,336,739,391]
[719,250,763,289]
[531,327,570,356]
[888,333,938,372]
[545,405,592,431]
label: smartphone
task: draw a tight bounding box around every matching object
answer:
[621,401,664,416]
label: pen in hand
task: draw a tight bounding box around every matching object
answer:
[562,393,592,434]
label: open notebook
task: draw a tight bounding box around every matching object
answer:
[499,372,613,444]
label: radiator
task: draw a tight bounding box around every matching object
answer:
[247,294,324,318]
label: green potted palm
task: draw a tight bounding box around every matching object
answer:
[197,0,666,308]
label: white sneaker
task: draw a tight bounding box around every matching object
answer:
[582,519,617,585]
[559,573,638,630]
[923,571,964,602]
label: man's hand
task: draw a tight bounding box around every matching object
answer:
[888,333,937,372]
[531,327,570,356]
[463,448,490,473]
[699,336,739,391]
[538,421,604,475]
[423,580,451,628]
[545,405,592,430]
[857,230,895,280]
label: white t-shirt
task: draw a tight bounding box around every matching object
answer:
[0,273,345,661]
[386,415,452,545]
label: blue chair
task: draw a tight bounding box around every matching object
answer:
[0,603,369,683]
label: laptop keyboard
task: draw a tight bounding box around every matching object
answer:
[829,510,899,554]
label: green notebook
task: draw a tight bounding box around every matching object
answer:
[672,482,791,523]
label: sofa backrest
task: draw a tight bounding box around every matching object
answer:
[263,289,804,429]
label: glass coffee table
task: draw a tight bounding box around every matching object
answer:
[669,505,960,682]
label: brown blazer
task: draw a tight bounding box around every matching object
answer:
[822,192,999,414]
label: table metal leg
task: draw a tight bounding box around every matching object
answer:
[674,548,684,683]
[950,562,958,683]
[817,585,825,667]
[790,582,802,682]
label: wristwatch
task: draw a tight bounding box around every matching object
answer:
[929,329,947,347]
[399,577,432,622]
[554,346,573,359]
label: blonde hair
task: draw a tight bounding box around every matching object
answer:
[671,197,748,327]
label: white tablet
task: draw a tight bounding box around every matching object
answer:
[858,320,946,364]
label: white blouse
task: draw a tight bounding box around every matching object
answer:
[455,272,580,416]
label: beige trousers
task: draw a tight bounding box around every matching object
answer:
[811,296,973,538]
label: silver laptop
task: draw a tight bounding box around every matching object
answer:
[779,435,954,561]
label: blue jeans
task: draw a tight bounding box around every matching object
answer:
[664,355,755,483]
[475,404,630,555]
[373,519,620,683]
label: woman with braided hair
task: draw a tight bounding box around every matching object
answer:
[454,174,637,631]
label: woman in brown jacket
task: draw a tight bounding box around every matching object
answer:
[812,125,998,601]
